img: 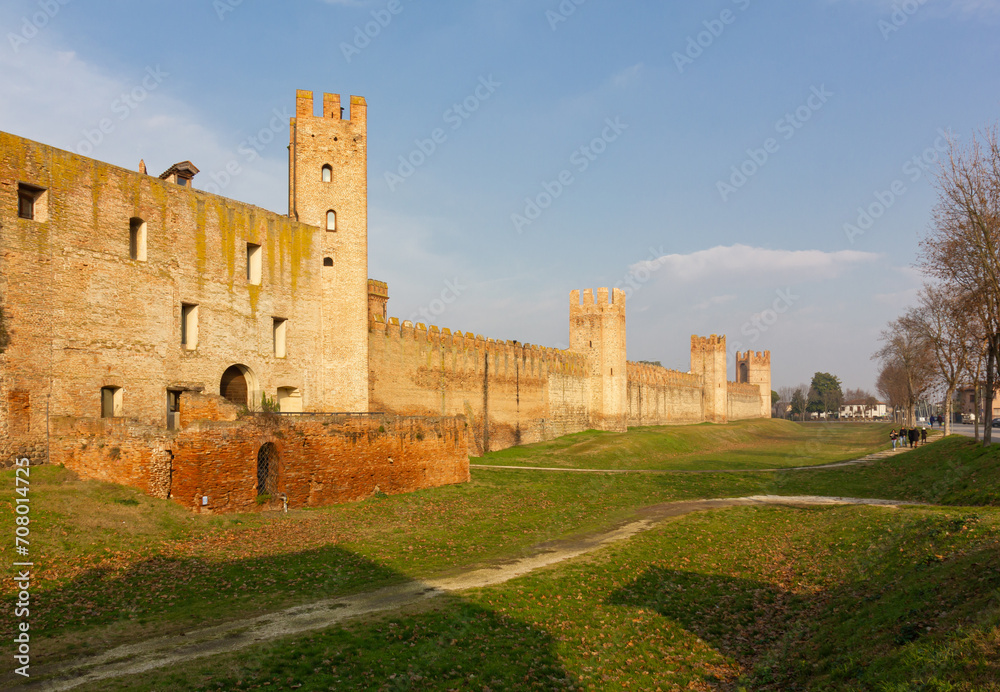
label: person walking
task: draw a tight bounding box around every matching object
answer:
[909,427,918,448]
[921,427,928,445]
[890,428,898,450]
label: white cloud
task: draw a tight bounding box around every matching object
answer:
[693,294,737,310]
[631,244,879,283]
[611,63,643,89]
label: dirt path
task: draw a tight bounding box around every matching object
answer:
[471,445,914,474]
[26,494,926,691]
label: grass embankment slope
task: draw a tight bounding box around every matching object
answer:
[3,423,999,690]
[475,418,894,470]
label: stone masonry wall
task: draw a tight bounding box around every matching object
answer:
[48,400,468,513]
[727,381,765,421]
[0,131,324,467]
[626,362,705,426]
[368,317,590,455]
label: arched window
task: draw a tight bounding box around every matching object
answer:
[129,217,147,261]
[326,210,336,232]
[739,362,749,383]
[321,164,332,183]
[323,257,333,267]
[256,442,278,496]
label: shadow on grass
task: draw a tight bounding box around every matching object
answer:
[100,595,581,691]
[605,528,1000,690]
[22,549,580,691]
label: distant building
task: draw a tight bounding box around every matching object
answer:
[839,400,888,419]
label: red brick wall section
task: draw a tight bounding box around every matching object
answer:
[48,412,469,513]
[179,391,240,426]
[49,416,174,498]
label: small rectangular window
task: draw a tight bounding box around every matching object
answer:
[247,243,262,285]
[181,303,199,350]
[101,387,123,418]
[273,318,287,358]
[17,183,46,221]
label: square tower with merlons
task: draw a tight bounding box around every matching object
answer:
[289,91,368,411]
[569,288,627,431]
[736,350,772,418]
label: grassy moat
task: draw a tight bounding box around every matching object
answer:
[2,421,998,690]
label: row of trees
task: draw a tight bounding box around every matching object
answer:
[873,126,1000,443]
[777,372,850,420]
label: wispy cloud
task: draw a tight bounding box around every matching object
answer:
[632,244,879,283]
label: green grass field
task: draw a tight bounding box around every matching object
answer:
[3,421,998,690]
[474,419,895,470]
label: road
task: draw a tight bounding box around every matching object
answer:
[945,422,1000,444]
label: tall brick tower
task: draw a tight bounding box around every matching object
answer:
[736,350,772,418]
[569,288,627,432]
[289,90,369,411]
[691,335,727,423]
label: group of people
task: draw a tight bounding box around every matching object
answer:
[890,426,927,450]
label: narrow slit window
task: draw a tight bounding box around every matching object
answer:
[273,318,287,358]
[326,210,336,232]
[321,164,332,182]
[129,217,147,261]
[181,303,199,350]
[247,243,262,284]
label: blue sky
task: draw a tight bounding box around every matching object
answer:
[2,0,998,393]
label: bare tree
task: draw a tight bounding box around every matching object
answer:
[874,317,935,427]
[902,285,970,436]
[920,126,1000,445]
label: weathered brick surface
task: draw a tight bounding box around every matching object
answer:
[49,407,468,513]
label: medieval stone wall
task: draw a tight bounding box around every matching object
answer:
[0,132,325,467]
[368,317,590,454]
[626,362,705,427]
[727,381,765,421]
[48,393,468,513]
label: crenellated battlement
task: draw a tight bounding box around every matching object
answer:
[728,381,762,397]
[570,287,626,314]
[736,350,771,365]
[295,90,368,122]
[627,361,702,388]
[369,315,588,375]
[691,334,727,351]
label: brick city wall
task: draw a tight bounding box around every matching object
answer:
[626,362,705,426]
[0,131,326,467]
[727,381,765,421]
[48,394,468,513]
[368,317,591,455]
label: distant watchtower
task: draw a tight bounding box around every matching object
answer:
[691,335,727,423]
[569,288,627,432]
[289,90,369,411]
[736,350,772,418]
